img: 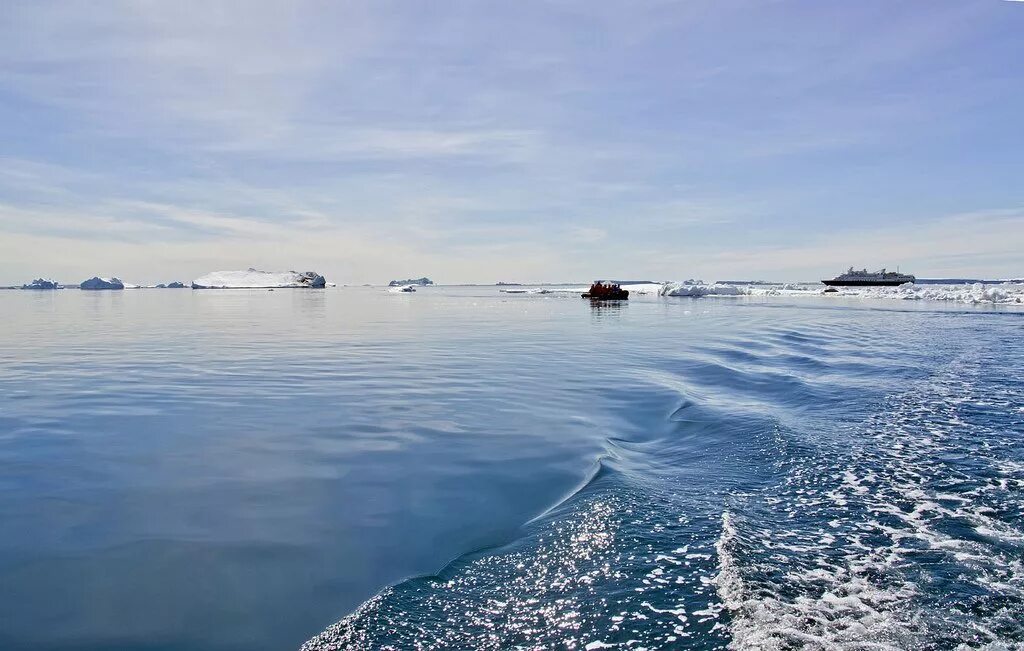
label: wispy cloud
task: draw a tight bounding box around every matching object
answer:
[1,1,1022,283]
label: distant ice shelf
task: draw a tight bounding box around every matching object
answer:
[191,268,327,289]
[499,283,665,296]
[499,287,579,294]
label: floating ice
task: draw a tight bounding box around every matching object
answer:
[658,280,1024,304]
[660,283,742,297]
[622,283,666,295]
[499,287,581,294]
[389,277,433,287]
[388,284,417,293]
[818,282,1024,304]
[499,283,666,296]
[80,276,125,290]
[191,268,326,289]
[155,281,187,289]
[21,278,60,289]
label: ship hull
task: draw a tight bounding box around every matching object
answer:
[821,279,911,287]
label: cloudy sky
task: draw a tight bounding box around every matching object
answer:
[1,0,1022,284]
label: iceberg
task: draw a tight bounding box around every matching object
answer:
[155,281,187,288]
[660,282,743,297]
[80,277,126,290]
[21,278,60,289]
[389,277,433,287]
[191,268,327,289]
[387,284,417,293]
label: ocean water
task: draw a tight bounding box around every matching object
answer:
[1,287,1021,651]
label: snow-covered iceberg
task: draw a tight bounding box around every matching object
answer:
[660,282,743,297]
[21,278,60,289]
[80,277,126,290]
[155,281,187,288]
[191,268,327,289]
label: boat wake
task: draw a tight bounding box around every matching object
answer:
[713,343,1024,650]
[300,487,730,650]
[300,311,1023,651]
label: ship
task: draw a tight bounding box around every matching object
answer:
[821,267,915,287]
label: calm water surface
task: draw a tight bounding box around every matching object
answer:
[1,287,1021,650]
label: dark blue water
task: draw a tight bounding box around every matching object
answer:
[1,288,1021,650]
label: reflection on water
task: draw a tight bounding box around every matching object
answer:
[588,298,627,319]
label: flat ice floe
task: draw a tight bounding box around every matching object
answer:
[191,268,326,289]
[499,282,665,296]
[499,286,583,294]
[660,282,742,297]
[387,284,417,293]
[21,278,60,289]
[80,276,126,290]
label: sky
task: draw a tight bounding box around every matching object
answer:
[1,0,1022,285]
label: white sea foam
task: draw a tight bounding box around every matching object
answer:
[191,268,326,289]
[714,510,923,650]
[713,343,1024,650]
[713,512,744,611]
